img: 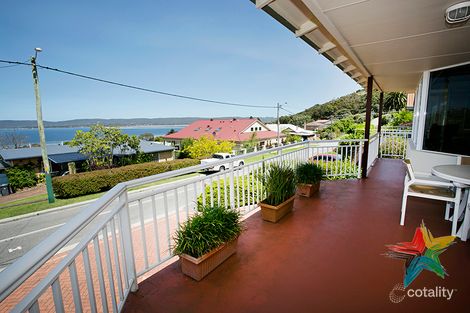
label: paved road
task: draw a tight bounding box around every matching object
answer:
[0,176,204,270]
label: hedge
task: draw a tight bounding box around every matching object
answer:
[52,159,199,198]
[6,166,38,192]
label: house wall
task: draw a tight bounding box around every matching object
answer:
[8,157,43,172]
[406,140,458,175]
[243,121,268,133]
[157,150,174,162]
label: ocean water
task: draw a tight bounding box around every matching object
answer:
[0,126,183,145]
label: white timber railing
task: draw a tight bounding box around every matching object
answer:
[366,133,380,175]
[0,139,368,313]
[380,128,412,159]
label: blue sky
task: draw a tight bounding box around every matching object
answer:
[0,0,360,121]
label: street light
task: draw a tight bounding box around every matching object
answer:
[34,47,42,58]
[31,47,55,203]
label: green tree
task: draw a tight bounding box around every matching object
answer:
[183,135,235,159]
[138,132,155,141]
[242,132,258,150]
[390,110,413,126]
[384,92,407,112]
[6,166,38,191]
[178,138,195,159]
[286,133,302,143]
[69,124,141,169]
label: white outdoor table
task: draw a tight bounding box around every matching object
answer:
[432,165,470,240]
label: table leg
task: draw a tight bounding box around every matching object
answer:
[458,189,470,241]
[452,188,462,236]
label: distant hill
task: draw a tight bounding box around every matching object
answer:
[0,117,276,128]
[280,90,382,126]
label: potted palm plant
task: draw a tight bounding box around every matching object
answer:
[259,163,296,223]
[295,162,323,197]
[173,205,242,281]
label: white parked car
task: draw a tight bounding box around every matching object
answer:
[200,153,245,171]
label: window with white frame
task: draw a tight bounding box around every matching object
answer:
[422,63,470,155]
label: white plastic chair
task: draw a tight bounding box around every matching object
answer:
[400,160,461,233]
[458,155,470,165]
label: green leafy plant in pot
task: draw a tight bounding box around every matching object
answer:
[259,163,296,223]
[173,205,242,281]
[295,162,323,197]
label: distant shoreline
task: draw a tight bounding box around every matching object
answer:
[0,125,188,130]
[0,117,275,129]
[0,126,185,145]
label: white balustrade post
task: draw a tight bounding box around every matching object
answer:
[118,189,138,292]
[378,131,382,158]
[229,161,235,209]
[357,141,364,178]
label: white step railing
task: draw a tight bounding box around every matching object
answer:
[380,128,412,159]
[0,139,367,313]
[367,133,380,175]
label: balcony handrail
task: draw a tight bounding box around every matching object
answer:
[0,138,369,308]
[122,139,367,189]
[0,184,126,302]
[10,193,129,313]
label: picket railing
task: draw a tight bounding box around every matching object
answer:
[0,139,369,313]
[380,128,412,159]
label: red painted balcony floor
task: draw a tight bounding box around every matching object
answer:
[123,159,470,313]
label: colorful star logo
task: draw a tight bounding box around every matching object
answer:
[385,222,456,288]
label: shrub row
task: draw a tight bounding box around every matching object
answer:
[6,167,38,192]
[52,159,199,198]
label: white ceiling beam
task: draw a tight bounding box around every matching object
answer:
[333,56,348,65]
[256,0,276,9]
[318,42,336,54]
[351,72,362,79]
[295,20,318,37]
[343,65,356,73]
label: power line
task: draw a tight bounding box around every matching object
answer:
[0,60,30,69]
[0,64,21,69]
[0,59,276,109]
[280,107,296,115]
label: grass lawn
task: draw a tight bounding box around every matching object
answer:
[0,192,105,220]
[0,172,202,220]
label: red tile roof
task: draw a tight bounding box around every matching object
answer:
[163,118,280,142]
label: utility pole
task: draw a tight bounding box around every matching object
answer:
[31,48,55,203]
[276,102,281,147]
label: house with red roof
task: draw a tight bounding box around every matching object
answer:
[163,118,283,149]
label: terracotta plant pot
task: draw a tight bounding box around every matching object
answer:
[179,238,238,281]
[296,182,320,197]
[259,195,295,223]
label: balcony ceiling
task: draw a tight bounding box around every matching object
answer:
[254,0,470,92]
